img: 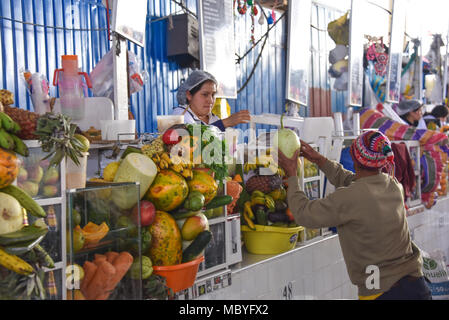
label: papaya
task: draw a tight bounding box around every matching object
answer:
[145,169,189,212]
[187,170,218,205]
[148,211,182,266]
[0,149,19,188]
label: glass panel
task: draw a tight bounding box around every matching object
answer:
[304,181,320,200]
[26,204,62,263]
[44,269,63,300]
[17,147,61,199]
[66,182,142,300]
[304,159,320,178]
[305,228,322,241]
[200,222,225,271]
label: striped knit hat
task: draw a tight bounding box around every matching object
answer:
[350,130,394,173]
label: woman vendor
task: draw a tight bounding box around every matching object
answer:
[172,70,251,131]
[423,104,448,131]
[396,99,426,129]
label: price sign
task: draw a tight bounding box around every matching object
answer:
[386,0,406,103]
[286,0,311,106]
[198,0,237,99]
[347,0,366,107]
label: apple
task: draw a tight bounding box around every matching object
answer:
[19,181,39,198]
[42,185,58,197]
[131,200,156,227]
[42,166,59,185]
[28,165,44,183]
[17,167,28,183]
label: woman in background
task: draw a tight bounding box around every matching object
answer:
[423,104,448,131]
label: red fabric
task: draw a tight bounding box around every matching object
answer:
[391,143,416,201]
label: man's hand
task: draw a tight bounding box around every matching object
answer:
[278,148,300,178]
[299,140,327,168]
[222,110,251,128]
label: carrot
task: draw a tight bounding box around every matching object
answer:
[105,251,119,264]
[84,260,116,300]
[80,261,97,296]
[93,254,107,266]
[96,251,133,300]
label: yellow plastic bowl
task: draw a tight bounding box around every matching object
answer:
[241,224,304,255]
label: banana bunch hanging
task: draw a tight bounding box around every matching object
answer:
[243,151,285,176]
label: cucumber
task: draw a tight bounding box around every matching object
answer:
[204,195,233,210]
[182,230,212,263]
[3,234,46,255]
[0,224,48,246]
[0,185,46,218]
[170,208,200,220]
[255,208,268,226]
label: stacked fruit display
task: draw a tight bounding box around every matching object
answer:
[240,187,296,230]
[88,124,237,295]
[240,120,302,230]
[0,115,54,299]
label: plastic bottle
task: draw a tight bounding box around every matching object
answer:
[53,55,92,120]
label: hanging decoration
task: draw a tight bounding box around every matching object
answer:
[401,38,421,100]
[327,11,350,91]
[424,34,445,104]
[235,0,260,44]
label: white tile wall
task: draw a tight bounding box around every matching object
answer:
[194,197,449,300]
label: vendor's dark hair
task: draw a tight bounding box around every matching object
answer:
[430,104,449,118]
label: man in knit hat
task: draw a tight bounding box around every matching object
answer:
[278,130,431,300]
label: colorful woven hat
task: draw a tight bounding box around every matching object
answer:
[350,130,394,172]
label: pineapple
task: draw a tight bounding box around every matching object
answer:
[245,174,283,194]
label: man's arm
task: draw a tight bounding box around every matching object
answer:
[319,159,356,189]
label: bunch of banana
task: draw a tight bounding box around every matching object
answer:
[141,136,165,158]
[243,155,285,176]
[251,190,275,211]
[0,111,29,156]
[242,201,256,230]
[150,151,194,180]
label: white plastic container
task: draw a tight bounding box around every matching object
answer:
[156,115,184,132]
[100,120,135,140]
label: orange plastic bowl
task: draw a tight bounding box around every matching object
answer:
[152,256,204,293]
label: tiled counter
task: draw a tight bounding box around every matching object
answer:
[194,196,449,300]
